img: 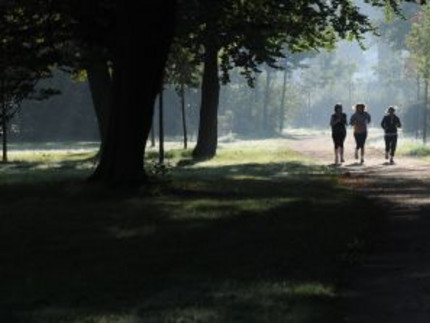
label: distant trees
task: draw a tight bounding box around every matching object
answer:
[176,0,401,160]
[165,44,201,149]
[217,63,303,137]
[406,3,430,143]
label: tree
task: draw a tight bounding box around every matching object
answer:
[406,3,430,143]
[182,0,408,160]
[0,0,61,162]
[8,0,419,185]
[91,1,178,185]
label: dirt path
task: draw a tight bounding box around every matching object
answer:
[287,131,430,323]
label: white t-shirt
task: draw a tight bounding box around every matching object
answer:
[350,112,371,134]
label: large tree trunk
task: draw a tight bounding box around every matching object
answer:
[86,60,112,146]
[192,42,220,160]
[91,1,176,186]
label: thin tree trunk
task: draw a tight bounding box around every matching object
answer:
[424,79,428,144]
[91,1,176,186]
[417,75,421,139]
[192,41,220,160]
[158,88,164,165]
[180,83,188,149]
[308,91,312,128]
[150,124,156,147]
[1,103,7,163]
[252,76,260,133]
[279,68,288,134]
[262,67,272,136]
[417,75,421,102]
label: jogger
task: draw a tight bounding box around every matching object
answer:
[330,103,347,165]
[381,106,401,164]
[350,103,371,164]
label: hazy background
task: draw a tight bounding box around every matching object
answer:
[11,1,421,143]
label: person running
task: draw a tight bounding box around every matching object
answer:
[330,103,347,164]
[350,103,371,164]
[381,106,402,164]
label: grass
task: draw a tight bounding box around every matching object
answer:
[0,140,381,323]
[396,138,430,160]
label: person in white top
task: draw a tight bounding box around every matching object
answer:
[349,103,371,164]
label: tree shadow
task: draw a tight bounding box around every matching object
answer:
[0,160,379,322]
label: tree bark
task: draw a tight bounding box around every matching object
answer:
[150,124,156,147]
[262,67,272,136]
[180,83,188,149]
[424,78,428,144]
[279,68,288,134]
[1,103,7,163]
[86,60,112,146]
[192,41,220,160]
[158,88,164,165]
[91,1,177,186]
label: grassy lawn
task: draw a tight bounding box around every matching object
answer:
[0,140,381,323]
[396,138,430,161]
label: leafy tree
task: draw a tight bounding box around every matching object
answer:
[7,0,421,186]
[177,0,411,160]
[406,3,430,143]
[0,0,61,161]
[378,2,419,50]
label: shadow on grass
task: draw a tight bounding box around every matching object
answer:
[0,160,380,323]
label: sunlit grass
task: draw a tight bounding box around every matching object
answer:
[203,142,306,166]
[0,139,379,323]
[5,141,98,165]
[396,138,430,160]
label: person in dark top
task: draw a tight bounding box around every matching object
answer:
[381,106,401,164]
[330,103,347,164]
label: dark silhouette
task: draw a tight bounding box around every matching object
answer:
[91,1,177,186]
[381,106,402,164]
[192,38,220,160]
[350,103,371,164]
[330,103,347,165]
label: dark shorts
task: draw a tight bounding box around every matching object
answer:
[385,134,398,156]
[332,132,346,149]
[354,132,367,149]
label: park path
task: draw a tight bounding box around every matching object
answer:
[287,130,430,323]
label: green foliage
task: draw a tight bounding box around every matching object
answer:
[165,42,202,94]
[397,139,430,157]
[406,3,430,80]
[0,0,64,125]
[174,0,399,88]
[378,2,418,50]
